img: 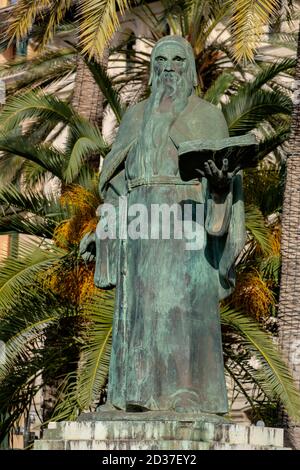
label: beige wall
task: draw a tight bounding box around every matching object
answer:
[0,1,15,64]
[0,235,10,261]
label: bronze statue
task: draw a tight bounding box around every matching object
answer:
[81,36,248,415]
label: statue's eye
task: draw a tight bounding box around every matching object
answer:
[173,56,185,62]
[156,56,166,62]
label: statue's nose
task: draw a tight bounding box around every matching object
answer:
[164,60,173,71]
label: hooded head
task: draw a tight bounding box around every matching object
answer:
[148,35,198,95]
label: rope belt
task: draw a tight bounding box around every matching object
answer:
[127,175,201,192]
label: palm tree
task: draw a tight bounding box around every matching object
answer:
[3,1,289,114]
[4,1,286,62]
[4,1,128,58]
[2,0,129,137]
[0,0,298,445]
[0,56,298,441]
[1,1,288,173]
[278,24,300,448]
[0,93,111,443]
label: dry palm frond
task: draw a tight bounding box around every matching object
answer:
[6,1,73,50]
[230,0,281,62]
[79,1,129,58]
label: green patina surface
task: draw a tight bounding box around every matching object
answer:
[91,36,248,416]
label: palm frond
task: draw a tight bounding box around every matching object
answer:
[53,290,114,420]
[0,154,25,186]
[251,58,296,92]
[0,184,63,220]
[22,161,52,189]
[221,306,300,421]
[79,0,130,58]
[204,72,235,105]
[0,215,56,238]
[0,239,64,312]
[244,163,283,217]
[0,90,75,132]
[0,310,60,382]
[6,1,73,50]
[230,0,281,62]
[0,48,76,98]
[245,205,273,256]
[0,285,80,443]
[223,88,292,135]
[256,126,290,162]
[85,56,125,122]
[260,254,281,285]
[0,133,65,179]
[190,0,229,52]
[268,32,298,51]
[64,137,102,183]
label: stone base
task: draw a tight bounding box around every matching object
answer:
[34,411,289,450]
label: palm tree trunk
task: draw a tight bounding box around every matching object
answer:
[278,24,300,449]
[41,52,108,422]
[71,52,109,171]
[72,55,105,129]
[41,50,109,422]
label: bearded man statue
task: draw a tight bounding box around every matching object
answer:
[81,36,246,415]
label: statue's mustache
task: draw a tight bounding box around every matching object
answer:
[160,70,179,81]
[149,70,191,111]
[156,71,181,97]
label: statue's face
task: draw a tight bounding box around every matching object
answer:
[153,43,188,81]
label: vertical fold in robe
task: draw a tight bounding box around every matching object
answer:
[204,172,246,300]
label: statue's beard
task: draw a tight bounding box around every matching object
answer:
[149,71,192,114]
[136,71,193,162]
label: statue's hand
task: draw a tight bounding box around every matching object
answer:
[196,158,240,192]
[79,231,96,262]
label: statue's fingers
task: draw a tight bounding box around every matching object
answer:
[222,158,229,174]
[204,161,213,177]
[232,165,241,177]
[208,160,220,174]
[196,168,205,177]
[208,160,222,180]
[208,160,215,169]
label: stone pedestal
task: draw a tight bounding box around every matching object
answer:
[34,411,289,450]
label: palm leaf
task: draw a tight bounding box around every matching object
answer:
[0,90,75,132]
[53,290,114,420]
[230,0,281,62]
[0,239,64,312]
[0,215,56,238]
[204,72,235,105]
[0,133,65,179]
[0,184,64,220]
[260,254,281,284]
[268,31,298,51]
[0,287,80,443]
[6,1,73,50]
[85,56,125,122]
[0,154,25,186]
[245,205,273,256]
[255,126,290,162]
[221,306,300,421]
[0,48,76,98]
[79,0,130,58]
[22,161,52,189]
[223,88,292,135]
[248,58,296,94]
[64,137,103,183]
[0,311,61,382]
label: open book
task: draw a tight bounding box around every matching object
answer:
[176,133,258,181]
